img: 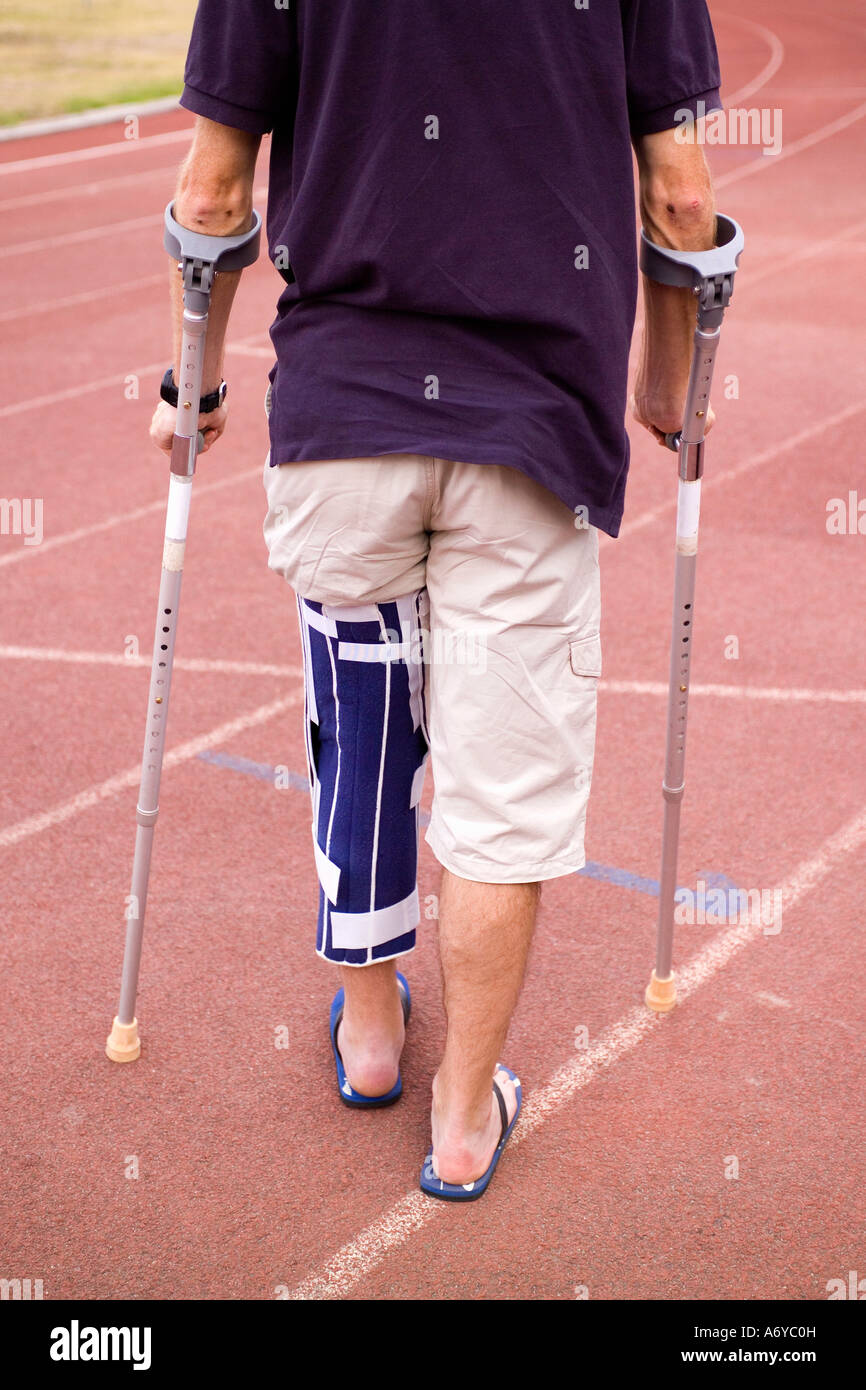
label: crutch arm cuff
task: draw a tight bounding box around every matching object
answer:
[639,213,744,291]
[163,201,262,276]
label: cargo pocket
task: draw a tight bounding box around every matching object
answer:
[569,632,602,679]
[568,633,601,805]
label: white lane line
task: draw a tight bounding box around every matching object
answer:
[286,799,866,1300]
[3,188,264,256]
[741,216,866,292]
[0,464,262,570]
[0,274,166,325]
[228,343,276,359]
[0,163,179,213]
[601,680,866,705]
[0,358,167,419]
[603,400,866,549]
[5,391,861,571]
[0,693,301,851]
[0,127,193,177]
[720,15,785,107]
[0,326,269,422]
[715,100,866,189]
[5,212,160,257]
[0,647,302,679]
[756,88,866,99]
[754,991,792,1008]
[1,649,861,707]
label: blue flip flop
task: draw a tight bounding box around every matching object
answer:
[330,972,411,1108]
[419,1065,522,1201]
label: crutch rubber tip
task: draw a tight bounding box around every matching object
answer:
[645,970,677,1014]
[105,1017,141,1063]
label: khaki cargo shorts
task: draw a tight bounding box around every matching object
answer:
[263,445,601,890]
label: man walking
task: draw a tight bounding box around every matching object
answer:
[152,0,722,1200]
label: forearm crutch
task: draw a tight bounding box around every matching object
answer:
[641,213,745,1014]
[106,201,261,1062]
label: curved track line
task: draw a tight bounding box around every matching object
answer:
[0,694,301,851]
[719,14,786,107]
[285,799,866,1300]
[715,100,866,189]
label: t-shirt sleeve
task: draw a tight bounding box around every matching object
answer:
[179,0,296,135]
[621,0,723,137]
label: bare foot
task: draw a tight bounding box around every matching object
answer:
[336,982,406,1098]
[430,1066,520,1184]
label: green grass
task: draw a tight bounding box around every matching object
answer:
[0,0,198,126]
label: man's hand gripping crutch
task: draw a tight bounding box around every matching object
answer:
[105,201,261,1062]
[639,212,745,1012]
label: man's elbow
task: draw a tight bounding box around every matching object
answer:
[174,176,254,237]
[641,181,716,252]
[635,129,716,251]
[174,120,260,237]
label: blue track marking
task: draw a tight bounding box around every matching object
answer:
[197,750,742,915]
[197,749,310,792]
[578,861,661,895]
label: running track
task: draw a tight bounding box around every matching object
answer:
[1,1,864,1301]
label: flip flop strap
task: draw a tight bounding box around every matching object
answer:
[398,980,410,1024]
[491,1079,509,1141]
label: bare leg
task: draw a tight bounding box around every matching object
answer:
[336,959,406,1098]
[431,869,540,1184]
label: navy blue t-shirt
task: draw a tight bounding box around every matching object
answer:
[180,0,721,537]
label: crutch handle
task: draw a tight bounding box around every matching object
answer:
[164,201,262,311]
[665,432,682,452]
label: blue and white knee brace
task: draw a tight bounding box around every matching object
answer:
[297,592,430,965]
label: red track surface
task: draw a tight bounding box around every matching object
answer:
[1,1,864,1301]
